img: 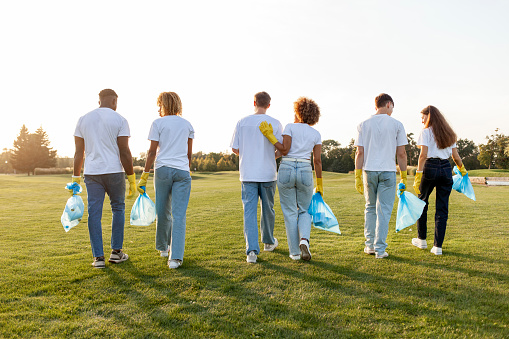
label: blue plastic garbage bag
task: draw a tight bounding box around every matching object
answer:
[130,188,156,226]
[452,166,476,201]
[61,182,85,232]
[308,192,341,234]
[395,183,426,232]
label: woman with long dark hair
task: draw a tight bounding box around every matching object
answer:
[412,105,467,255]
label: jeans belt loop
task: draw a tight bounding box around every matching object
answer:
[282,157,311,163]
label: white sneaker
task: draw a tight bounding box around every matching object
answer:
[264,238,278,252]
[246,251,257,263]
[289,254,301,260]
[430,246,442,255]
[160,245,170,257]
[299,239,311,261]
[168,259,182,269]
[364,246,375,255]
[412,238,428,249]
[375,252,389,259]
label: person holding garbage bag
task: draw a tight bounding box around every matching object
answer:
[259,97,322,261]
[412,105,467,256]
[354,93,408,259]
[137,92,194,269]
[73,89,136,269]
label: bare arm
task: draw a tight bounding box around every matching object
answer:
[396,145,408,171]
[355,146,364,170]
[417,145,428,172]
[187,138,193,168]
[73,136,85,177]
[117,136,134,176]
[451,147,463,168]
[232,148,239,155]
[144,140,159,172]
[313,144,322,178]
[273,135,292,156]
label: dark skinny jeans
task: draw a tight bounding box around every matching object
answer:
[416,158,453,248]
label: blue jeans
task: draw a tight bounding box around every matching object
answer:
[84,173,126,258]
[363,171,396,255]
[277,160,313,256]
[417,159,453,248]
[241,181,277,255]
[154,166,191,261]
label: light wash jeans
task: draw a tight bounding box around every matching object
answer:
[154,166,191,261]
[241,181,277,255]
[84,173,126,258]
[277,160,313,256]
[363,171,396,255]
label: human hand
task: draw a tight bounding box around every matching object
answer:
[316,177,323,196]
[137,172,150,194]
[127,174,136,199]
[413,171,422,195]
[259,121,278,145]
[355,169,363,195]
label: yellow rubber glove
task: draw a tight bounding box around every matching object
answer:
[354,169,364,195]
[400,170,407,192]
[137,172,150,194]
[259,121,278,145]
[413,171,422,195]
[458,164,467,177]
[69,176,81,196]
[316,177,323,196]
[126,174,136,199]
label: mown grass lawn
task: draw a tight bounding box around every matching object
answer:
[0,172,507,338]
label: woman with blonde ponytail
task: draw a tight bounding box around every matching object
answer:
[412,105,466,255]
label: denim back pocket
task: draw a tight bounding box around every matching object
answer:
[277,166,293,185]
[300,169,313,187]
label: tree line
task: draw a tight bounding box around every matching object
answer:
[3,125,509,175]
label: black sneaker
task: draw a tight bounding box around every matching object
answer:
[92,256,105,268]
[108,250,129,264]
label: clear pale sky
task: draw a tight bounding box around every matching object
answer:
[1,1,508,158]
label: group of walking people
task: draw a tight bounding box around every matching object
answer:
[72,89,468,269]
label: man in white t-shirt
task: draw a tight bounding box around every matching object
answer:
[354,93,408,259]
[73,89,136,268]
[230,92,283,263]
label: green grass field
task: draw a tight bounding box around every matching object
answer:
[0,172,508,338]
[468,169,509,177]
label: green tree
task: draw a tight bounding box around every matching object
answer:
[405,133,419,166]
[456,138,482,170]
[0,149,13,173]
[478,129,509,169]
[10,125,57,175]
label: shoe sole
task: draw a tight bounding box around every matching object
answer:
[364,248,375,255]
[109,255,129,264]
[299,244,311,261]
[412,239,427,249]
[264,239,278,252]
[92,264,105,268]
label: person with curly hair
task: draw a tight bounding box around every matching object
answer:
[259,97,322,261]
[354,93,408,259]
[412,105,467,255]
[137,92,194,269]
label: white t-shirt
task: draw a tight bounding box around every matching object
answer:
[148,115,195,172]
[354,114,408,172]
[74,107,130,175]
[282,123,321,160]
[417,127,457,159]
[230,114,283,182]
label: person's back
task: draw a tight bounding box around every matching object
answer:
[234,113,282,182]
[76,107,129,175]
[357,114,406,171]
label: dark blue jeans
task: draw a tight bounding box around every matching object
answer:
[416,159,453,248]
[84,173,126,258]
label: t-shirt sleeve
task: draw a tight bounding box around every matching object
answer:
[354,123,363,147]
[148,120,160,142]
[396,122,408,146]
[230,121,240,149]
[73,117,83,138]
[416,129,428,147]
[315,130,322,145]
[119,117,130,137]
[188,122,195,139]
[282,124,291,137]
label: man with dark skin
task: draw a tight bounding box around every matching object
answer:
[72,89,136,268]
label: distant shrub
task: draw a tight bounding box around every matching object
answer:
[35,167,73,175]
